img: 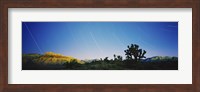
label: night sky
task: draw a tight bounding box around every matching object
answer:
[22,22,178,60]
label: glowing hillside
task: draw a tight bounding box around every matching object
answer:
[34,52,84,64]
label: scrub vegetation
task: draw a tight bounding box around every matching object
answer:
[22,44,178,70]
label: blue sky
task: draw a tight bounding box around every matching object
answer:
[22,22,178,60]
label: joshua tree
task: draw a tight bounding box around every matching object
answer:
[113,54,116,60]
[113,54,123,61]
[124,44,146,61]
[104,57,109,62]
[117,55,123,61]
